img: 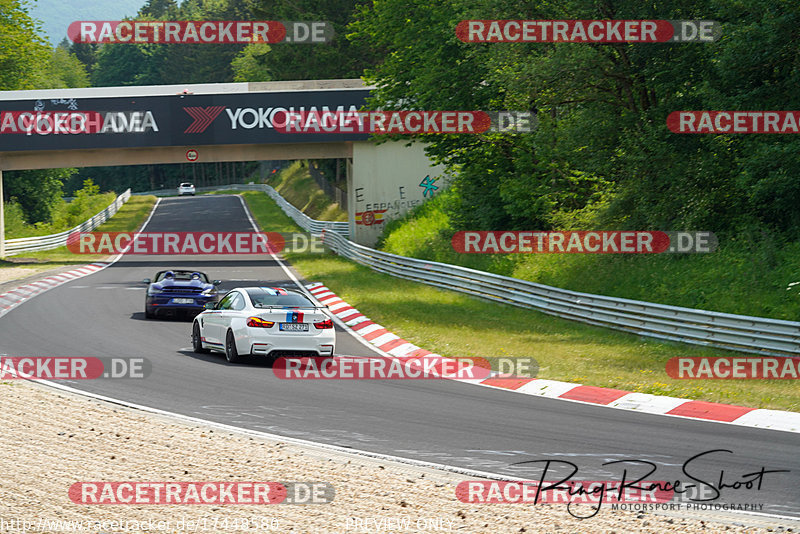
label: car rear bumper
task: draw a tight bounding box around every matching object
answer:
[146,295,215,317]
[246,329,335,357]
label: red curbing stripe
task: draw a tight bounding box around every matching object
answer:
[481,376,537,390]
[333,305,355,316]
[378,338,409,352]
[559,386,629,405]
[350,320,375,331]
[340,312,365,322]
[666,401,757,422]
[362,328,390,342]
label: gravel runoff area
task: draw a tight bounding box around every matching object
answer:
[0,380,790,534]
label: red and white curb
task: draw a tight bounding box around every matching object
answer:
[0,263,109,319]
[307,282,800,434]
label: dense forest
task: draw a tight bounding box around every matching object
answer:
[2,0,799,243]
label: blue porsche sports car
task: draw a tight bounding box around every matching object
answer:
[143,270,221,319]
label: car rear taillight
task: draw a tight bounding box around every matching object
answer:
[314,318,333,329]
[247,317,275,328]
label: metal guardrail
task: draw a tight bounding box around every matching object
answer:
[133,184,350,237]
[5,189,132,256]
[320,230,800,357]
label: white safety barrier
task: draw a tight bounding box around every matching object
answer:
[5,189,131,256]
[319,231,800,357]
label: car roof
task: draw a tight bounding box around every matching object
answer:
[155,269,208,276]
[243,286,306,295]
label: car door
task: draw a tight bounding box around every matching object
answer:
[219,293,245,335]
[202,291,236,346]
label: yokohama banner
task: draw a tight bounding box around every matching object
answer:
[0,89,370,152]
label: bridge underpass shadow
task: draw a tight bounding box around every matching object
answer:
[129,311,197,322]
[177,349,277,368]
[113,259,289,269]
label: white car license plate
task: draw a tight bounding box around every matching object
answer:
[173,298,194,304]
[280,323,309,332]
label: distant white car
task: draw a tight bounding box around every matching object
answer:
[178,182,195,196]
[192,287,335,363]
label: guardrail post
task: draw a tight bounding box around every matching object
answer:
[0,169,5,259]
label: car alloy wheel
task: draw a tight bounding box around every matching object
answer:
[193,322,209,353]
[225,329,242,363]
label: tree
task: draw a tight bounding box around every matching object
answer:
[2,168,72,224]
[36,44,90,88]
[232,43,272,81]
[0,1,84,225]
[250,0,382,80]
[0,0,51,90]
[69,41,99,76]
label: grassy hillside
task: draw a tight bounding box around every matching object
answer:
[266,161,347,222]
[378,190,800,321]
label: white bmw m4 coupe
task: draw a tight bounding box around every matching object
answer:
[192,287,335,363]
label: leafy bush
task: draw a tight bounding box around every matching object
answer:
[4,179,116,239]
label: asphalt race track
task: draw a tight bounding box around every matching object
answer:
[1,195,798,519]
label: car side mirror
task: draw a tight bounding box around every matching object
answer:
[204,302,216,310]
[213,280,222,286]
[142,278,151,284]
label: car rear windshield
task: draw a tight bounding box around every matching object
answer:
[246,290,315,308]
[156,271,208,283]
[180,183,193,187]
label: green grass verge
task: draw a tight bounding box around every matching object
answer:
[238,190,800,413]
[266,161,346,222]
[380,191,800,321]
[0,195,157,274]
